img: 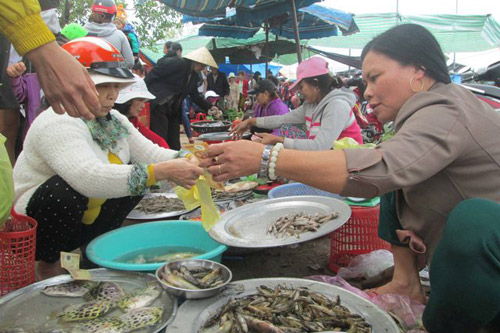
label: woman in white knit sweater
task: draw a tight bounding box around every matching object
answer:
[13,37,204,281]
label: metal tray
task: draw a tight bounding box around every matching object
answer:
[0,268,177,333]
[127,192,198,220]
[166,277,399,333]
[198,132,233,141]
[208,195,351,248]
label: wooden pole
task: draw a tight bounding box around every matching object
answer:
[289,0,302,63]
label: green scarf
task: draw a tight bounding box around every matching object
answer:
[83,114,129,151]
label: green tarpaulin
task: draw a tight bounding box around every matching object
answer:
[309,13,500,52]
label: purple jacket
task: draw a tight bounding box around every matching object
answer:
[10,73,42,134]
[253,97,289,135]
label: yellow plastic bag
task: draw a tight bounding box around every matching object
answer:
[174,143,222,231]
[175,176,220,231]
[0,134,14,227]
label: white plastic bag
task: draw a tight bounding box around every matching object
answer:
[337,250,394,279]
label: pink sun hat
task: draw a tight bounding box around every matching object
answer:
[290,57,331,91]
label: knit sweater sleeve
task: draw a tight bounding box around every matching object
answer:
[0,0,55,55]
[255,105,306,129]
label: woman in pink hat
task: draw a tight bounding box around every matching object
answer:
[231,57,362,150]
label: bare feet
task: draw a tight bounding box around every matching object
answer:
[368,280,427,305]
[35,260,66,281]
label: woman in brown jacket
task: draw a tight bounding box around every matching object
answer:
[201,24,500,332]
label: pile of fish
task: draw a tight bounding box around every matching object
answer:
[202,285,371,333]
[193,121,228,128]
[159,265,225,290]
[134,196,185,214]
[212,189,252,201]
[267,212,339,239]
[26,280,164,333]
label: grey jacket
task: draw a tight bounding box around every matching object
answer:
[84,22,134,68]
[341,82,500,261]
[255,89,356,150]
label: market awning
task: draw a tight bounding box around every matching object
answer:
[309,13,500,52]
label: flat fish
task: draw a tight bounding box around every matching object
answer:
[57,301,112,322]
[41,281,98,298]
[85,282,124,304]
[120,307,163,331]
[118,283,162,312]
[148,252,198,263]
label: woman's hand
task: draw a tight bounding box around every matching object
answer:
[230,118,256,140]
[254,133,283,145]
[199,141,264,182]
[6,62,26,78]
[154,158,204,189]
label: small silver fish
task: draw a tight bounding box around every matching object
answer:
[57,301,112,322]
[120,306,163,331]
[70,318,126,333]
[85,282,124,304]
[118,282,162,312]
[41,281,98,298]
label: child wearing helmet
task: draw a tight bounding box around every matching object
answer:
[84,0,134,68]
[12,37,204,281]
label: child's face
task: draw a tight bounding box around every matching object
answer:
[95,82,127,118]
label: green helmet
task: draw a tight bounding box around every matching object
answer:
[61,23,88,41]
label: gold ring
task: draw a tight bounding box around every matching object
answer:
[218,165,222,175]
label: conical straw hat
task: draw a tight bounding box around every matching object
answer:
[183,47,218,69]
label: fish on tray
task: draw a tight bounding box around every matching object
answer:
[85,282,125,304]
[119,307,163,331]
[134,196,185,214]
[160,265,225,290]
[118,282,162,312]
[126,251,199,264]
[202,285,371,333]
[57,301,112,322]
[41,281,99,298]
[70,318,126,333]
[267,212,340,239]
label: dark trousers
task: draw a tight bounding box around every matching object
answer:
[379,193,500,332]
[150,102,181,150]
[26,175,142,263]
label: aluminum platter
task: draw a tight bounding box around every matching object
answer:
[208,195,351,248]
[0,268,177,333]
[127,192,198,220]
[166,277,399,333]
[197,132,252,141]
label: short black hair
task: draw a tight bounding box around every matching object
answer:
[164,41,172,50]
[361,24,451,84]
[170,42,182,53]
[113,101,132,116]
[132,61,144,74]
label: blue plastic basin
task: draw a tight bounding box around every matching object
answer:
[86,220,227,272]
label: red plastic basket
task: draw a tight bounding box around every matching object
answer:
[0,208,37,296]
[328,205,391,273]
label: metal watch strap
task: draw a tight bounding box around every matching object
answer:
[258,145,273,178]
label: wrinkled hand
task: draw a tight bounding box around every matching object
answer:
[6,62,26,78]
[25,41,99,120]
[154,158,204,189]
[254,132,283,145]
[199,141,264,182]
[230,118,255,140]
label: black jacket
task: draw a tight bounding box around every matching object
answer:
[207,71,229,97]
[145,56,212,111]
